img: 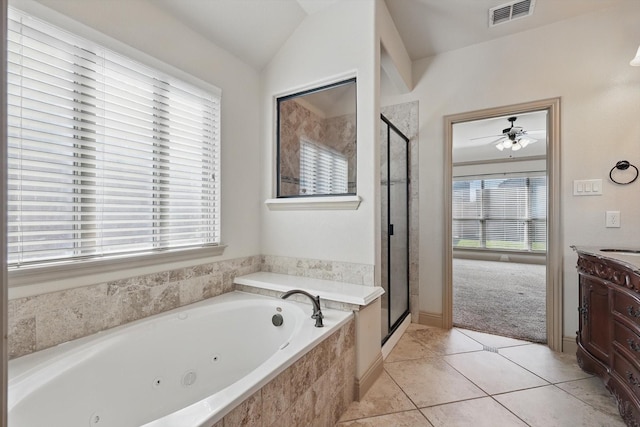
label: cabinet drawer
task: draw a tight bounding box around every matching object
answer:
[612,350,640,402]
[614,321,640,364]
[613,291,640,332]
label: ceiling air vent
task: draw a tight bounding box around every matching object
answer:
[489,0,535,27]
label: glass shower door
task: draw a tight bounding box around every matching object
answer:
[381,114,409,344]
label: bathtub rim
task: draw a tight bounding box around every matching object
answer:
[8,290,354,427]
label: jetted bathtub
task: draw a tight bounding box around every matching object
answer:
[8,291,353,427]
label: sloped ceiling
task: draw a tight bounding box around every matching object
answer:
[386,0,628,61]
[153,0,628,70]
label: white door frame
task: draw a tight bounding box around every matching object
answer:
[443,98,562,352]
[2,0,9,423]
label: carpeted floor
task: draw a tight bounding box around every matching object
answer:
[453,258,546,343]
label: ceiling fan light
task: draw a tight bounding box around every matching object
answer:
[511,142,522,151]
[502,139,512,149]
[519,136,536,148]
[495,143,505,151]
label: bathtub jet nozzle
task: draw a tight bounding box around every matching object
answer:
[281,289,324,327]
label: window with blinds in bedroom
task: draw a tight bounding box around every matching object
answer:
[7,7,221,268]
[452,176,546,252]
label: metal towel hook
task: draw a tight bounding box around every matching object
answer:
[609,160,639,185]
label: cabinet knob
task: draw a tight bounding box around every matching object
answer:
[627,371,640,388]
[627,338,640,353]
[627,306,640,318]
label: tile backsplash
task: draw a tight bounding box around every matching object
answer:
[8,255,261,359]
[8,254,374,360]
[261,255,374,286]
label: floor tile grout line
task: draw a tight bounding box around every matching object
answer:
[439,350,558,398]
[439,352,503,397]
[336,367,419,423]
[549,382,622,418]
[488,394,533,427]
[489,383,554,397]
[493,347,559,385]
[382,365,423,412]
[414,394,488,410]
[455,327,535,349]
[337,407,424,424]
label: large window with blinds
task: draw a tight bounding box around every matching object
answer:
[7,8,221,267]
[453,176,546,252]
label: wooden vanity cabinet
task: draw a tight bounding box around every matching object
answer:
[578,275,611,368]
[576,251,640,426]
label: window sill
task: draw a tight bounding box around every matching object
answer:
[265,195,362,211]
[8,245,227,292]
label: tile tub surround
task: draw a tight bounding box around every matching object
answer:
[8,254,372,360]
[217,317,356,427]
[7,255,261,359]
[261,255,374,286]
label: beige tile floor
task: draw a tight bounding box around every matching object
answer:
[337,324,626,427]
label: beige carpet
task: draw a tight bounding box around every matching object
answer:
[453,258,546,343]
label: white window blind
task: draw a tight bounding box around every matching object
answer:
[7,8,221,267]
[452,176,546,252]
[299,138,348,195]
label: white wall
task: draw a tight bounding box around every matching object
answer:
[22,0,263,261]
[260,0,378,266]
[382,1,640,340]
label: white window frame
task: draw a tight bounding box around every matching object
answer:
[7,3,225,289]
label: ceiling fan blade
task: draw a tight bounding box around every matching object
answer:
[470,134,503,141]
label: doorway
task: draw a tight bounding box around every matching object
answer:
[381,114,410,344]
[451,111,548,343]
[444,98,563,351]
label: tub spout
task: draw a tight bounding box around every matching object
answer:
[281,289,324,327]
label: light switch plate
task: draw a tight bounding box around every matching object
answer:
[574,179,603,196]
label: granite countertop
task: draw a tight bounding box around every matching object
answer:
[572,245,640,272]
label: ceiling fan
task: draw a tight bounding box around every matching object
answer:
[472,116,539,152]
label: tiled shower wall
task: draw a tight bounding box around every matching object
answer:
[8,254,374,360]
[279,98,357,195]
[8,255,261,359]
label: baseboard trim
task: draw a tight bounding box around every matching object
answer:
[418,311,443,328]
[563,335,577,354]
[382,314,411,360]
[355,352,384,401]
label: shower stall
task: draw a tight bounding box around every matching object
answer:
[380,114,410,344]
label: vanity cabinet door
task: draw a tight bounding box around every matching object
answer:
[579,275,611,364]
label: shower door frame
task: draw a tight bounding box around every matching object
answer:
[381,114,410,345]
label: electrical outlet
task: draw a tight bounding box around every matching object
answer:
[606,211,621,228]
